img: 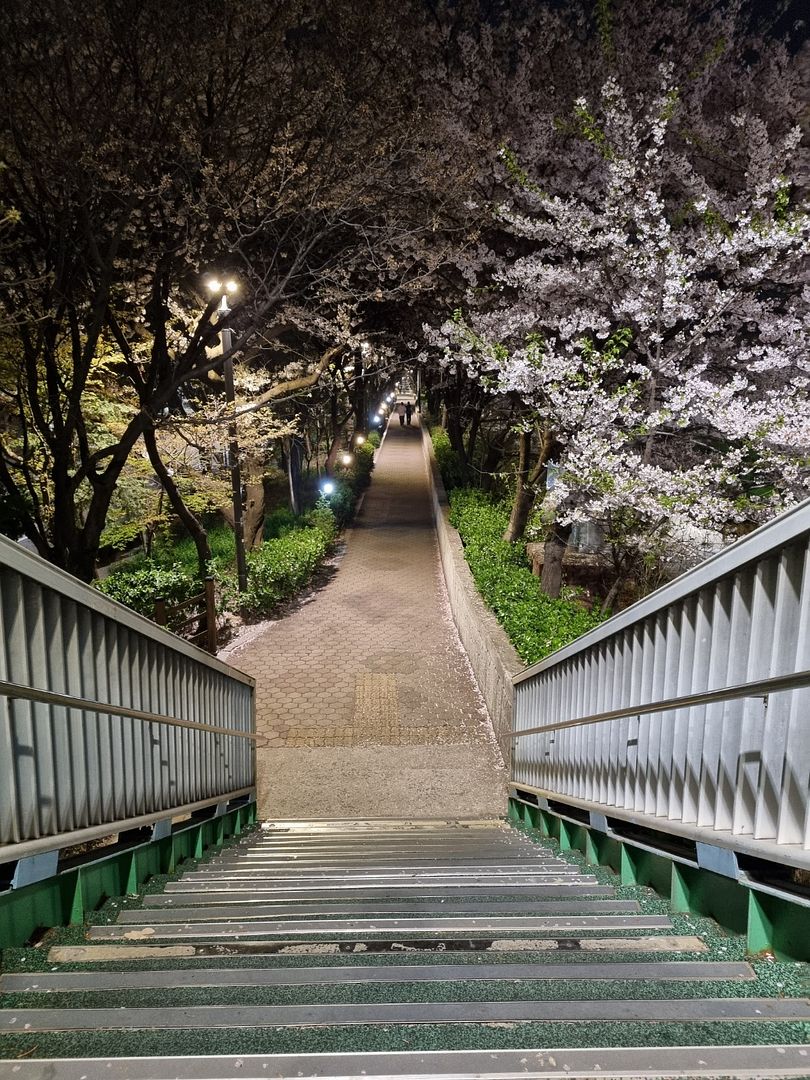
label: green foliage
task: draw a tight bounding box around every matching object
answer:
[449,488,604,664]
[431,427,465,490]
[595,0,615,61]
[152,523,235,578]
[353,441,376,484]
[96,561,196,618]
[241,527,330,616]
[322,482,356,527]
[264,507,298,540]
[306,503,338,544]
[366,430,381,449]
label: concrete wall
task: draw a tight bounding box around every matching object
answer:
[421,427,522,765]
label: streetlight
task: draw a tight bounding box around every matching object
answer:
[207,277,247,593]
[355,434,366,446]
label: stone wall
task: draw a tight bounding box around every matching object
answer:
[420,428,522,765]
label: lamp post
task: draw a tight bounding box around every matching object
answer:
[208,278,248,593]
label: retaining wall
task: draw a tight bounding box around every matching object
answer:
[420,427,522,765]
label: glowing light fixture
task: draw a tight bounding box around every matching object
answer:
[341,453,353,467]
[321,480,335,496]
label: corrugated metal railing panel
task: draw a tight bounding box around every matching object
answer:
[511,501,810,865]
[0,534,255,852]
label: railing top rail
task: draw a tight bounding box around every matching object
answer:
[0,679,261,741]
[510,668,810,737]
[514,497,810,686]
[0,533,254,687]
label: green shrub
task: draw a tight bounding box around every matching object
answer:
[366,430,381,449]
[352,442,375,488]
[431,427,465,490]
[306,502,339,542]
[96,561,196,618]
[241,527,329,616]
[449,488,603,664]
[264,507,298,540]
[152,523,235,577]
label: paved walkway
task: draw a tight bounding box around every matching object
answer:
[222,419,507,819]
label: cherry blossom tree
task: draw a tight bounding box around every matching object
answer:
[427,1,809,595]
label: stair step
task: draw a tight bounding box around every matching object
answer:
[4,1045,809,1079]
[206,855,561,864]
[87,915,673,940]
[259,819,504,830]
[181,866,585,880]
[49,936,708,963]
[126,900,639,921]
[161,883,614,899]
[1,961,755,993]
[3,997,808,1031]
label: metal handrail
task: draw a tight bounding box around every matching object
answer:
[0,679,261,741]
[510,669,810,738]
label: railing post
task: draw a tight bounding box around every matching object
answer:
[154,597,167,626]
[205,575,217,654]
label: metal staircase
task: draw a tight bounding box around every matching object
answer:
[1,818,809,1078]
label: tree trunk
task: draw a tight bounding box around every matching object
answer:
[503,430,533,542]
[541,520,572,598]
[286,435,304,515]
[143,426,211,575]
[480,442,503,493]
[352,354,366,432]
[242,480,266,549]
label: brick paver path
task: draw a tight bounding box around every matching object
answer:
[224,419,506,819]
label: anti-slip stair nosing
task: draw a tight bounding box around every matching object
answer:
[154,885,617,901]
[3,1045,810,1079]
[125,901,639,921]
[181,867,585,879]
[0,960,755,993]
[86,915,673,939]
[3,998,808,1031]
[47,935,711,962]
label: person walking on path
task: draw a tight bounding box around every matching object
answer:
[405,401,413,425]
[397,401,406,426]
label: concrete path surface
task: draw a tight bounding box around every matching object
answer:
[221,419,507,819]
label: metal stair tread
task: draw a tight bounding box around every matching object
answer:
[3,997,808,1031]
[0,961,755,993]
[87,915,673,939]
[48,935,709,962]
[3,1045,810,1079]
[121,900,640,921]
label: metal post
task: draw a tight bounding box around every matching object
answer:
[220,309,248,594]
[204,575,217,655]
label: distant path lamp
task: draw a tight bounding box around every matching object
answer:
[207,277,248,594]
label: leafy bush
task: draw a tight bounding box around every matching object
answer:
[306,502,339,542]
[366,430,381,449]
[241,527,330,616]
[449,488,603,664]
[96,561,196,618]
[431,427,465,490]
[152,523,235,578]
[352,442,375,487]
[264,507,298,540]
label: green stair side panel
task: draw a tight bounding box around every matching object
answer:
[508,796,810,962]
[0,802,255,949]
